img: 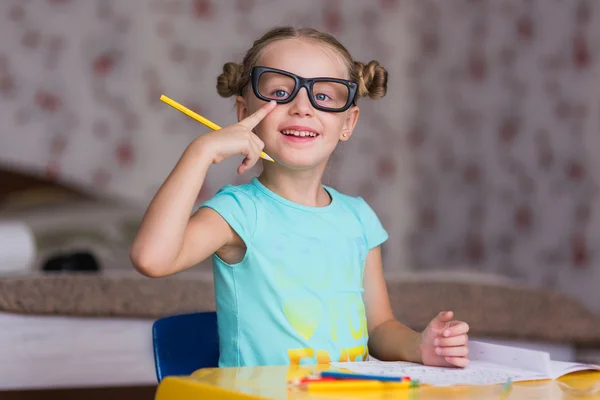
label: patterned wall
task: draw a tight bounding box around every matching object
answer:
[406,0,600,313]
[0,0,599,312]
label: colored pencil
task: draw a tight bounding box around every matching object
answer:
[160,94,274,162]
[320,371,406,382]
[303,380,415,391]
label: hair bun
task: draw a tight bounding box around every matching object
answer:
[355,60,388,99]
[216,62,245,98]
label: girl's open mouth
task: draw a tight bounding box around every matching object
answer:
[280,129,320,142]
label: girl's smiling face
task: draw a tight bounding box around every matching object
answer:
[236,38,360,170]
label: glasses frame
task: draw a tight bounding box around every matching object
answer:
[249,66,358,113]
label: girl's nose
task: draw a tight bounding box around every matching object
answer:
[288,87,315,117]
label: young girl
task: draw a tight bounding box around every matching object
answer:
[131,26,469,368]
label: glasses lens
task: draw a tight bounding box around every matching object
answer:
[312,81,349,110]
[257,72,296,101]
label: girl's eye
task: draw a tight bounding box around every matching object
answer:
[272,90,289,98]
[315,93,332,101]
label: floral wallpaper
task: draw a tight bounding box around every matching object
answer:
[406,0,600,313]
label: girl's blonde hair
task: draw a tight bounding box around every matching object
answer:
[217,26,387,101]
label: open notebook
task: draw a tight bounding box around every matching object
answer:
[330,341,600,386]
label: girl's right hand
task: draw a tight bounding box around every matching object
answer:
[197,100,277,174]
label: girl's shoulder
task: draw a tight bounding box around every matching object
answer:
[210,178,262,201]
[324,184,371,211]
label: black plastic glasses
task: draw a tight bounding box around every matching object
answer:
[248,66,358,112]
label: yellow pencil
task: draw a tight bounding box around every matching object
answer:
[304,380,414,391]
[160,94,274,162]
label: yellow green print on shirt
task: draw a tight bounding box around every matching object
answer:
[283,293,369,365]
[288,345,369,365]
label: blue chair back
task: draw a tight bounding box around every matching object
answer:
[152,311,219,381]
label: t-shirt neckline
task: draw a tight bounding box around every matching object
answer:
[250,177,335,213]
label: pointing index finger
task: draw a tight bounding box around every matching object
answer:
[239,101,277,130]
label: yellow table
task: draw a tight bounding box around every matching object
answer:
[155,364,600,400]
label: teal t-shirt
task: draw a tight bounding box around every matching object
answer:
[200,177,388,367]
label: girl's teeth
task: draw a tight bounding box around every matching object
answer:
[282,130,317,137]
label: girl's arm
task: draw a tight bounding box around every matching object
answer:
[130,101,276,278]
[363,247,470,367]
[362,246,422,362]
[129,142,236,277]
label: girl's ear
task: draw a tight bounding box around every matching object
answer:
[339,106,360,142]
[235,96,248,122]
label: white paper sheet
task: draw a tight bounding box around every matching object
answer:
[549,360,600,379]
[330,341,599,387]
[331,359,544,386]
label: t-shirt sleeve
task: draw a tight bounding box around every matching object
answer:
[199,185,258,247]
[357,197,389,249]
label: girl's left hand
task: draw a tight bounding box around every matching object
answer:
[419,311,470,368]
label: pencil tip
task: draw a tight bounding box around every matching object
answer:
[263,153,275,162]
